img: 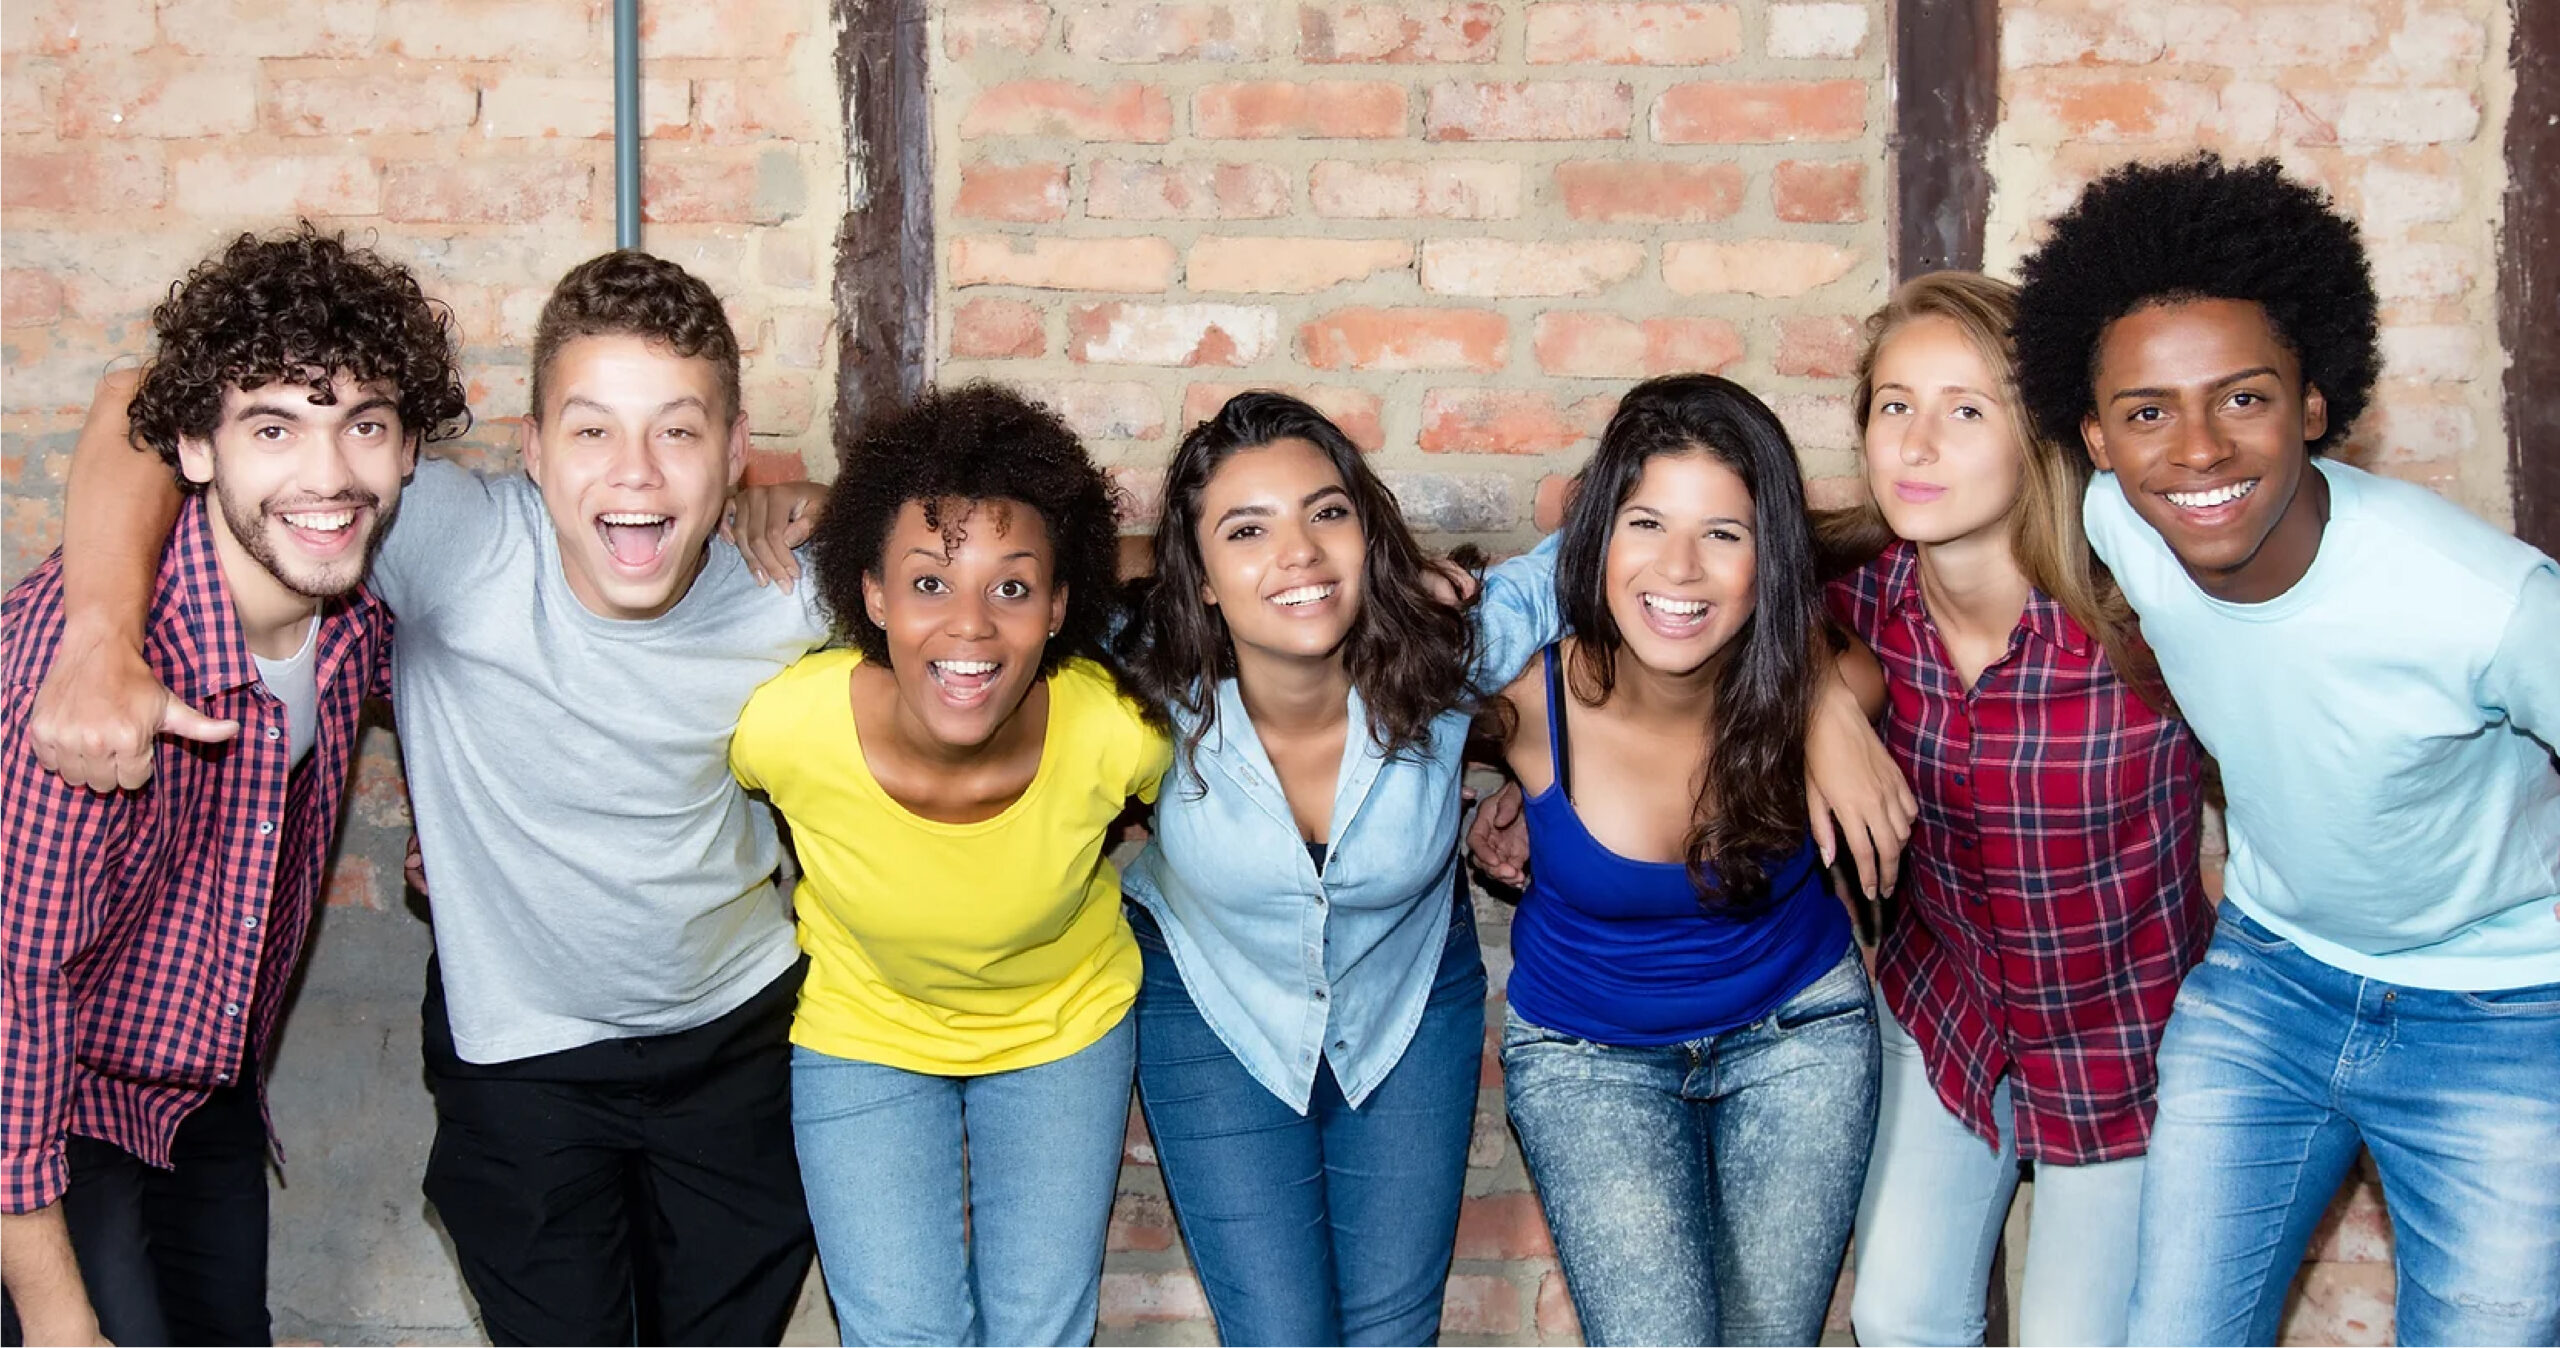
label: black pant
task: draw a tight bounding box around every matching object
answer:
[1,1073,272,1347]
[419,958,815,1347]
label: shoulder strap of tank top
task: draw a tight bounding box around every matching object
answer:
[1543,643,1572,801]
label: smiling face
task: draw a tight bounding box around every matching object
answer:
[522,333,747,622]
[1603,449,1759,679]
[860,497,1067,750]
[178,373,417,617]
[2082,297,2328,602]
[1864,315,2024,549]
[1194,437,1367,670]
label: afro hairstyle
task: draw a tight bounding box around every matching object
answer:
[2011,152,2380,461]
[807,381,1127,683]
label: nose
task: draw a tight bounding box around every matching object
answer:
[946,589,997,641]
[2170,408,2233,474]
[300,427,359,498]
[605,429,665,490]
[1275,519,1320,570]
[1657,532,1705,583]
[1895,412,1937,467]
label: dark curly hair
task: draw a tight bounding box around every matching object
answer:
[808,382,1142,702]
[2012,152,2380,462]
[1557,374,1821,911]
[127,223,470,482]
[530,250,741,425]
[1123,391,1477,787]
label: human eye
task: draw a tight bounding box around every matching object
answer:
[1225,523,1263,541]
[1876,399,1910,417]
[2227,390,2267,410]
[1312,503,1351,524]
[1951,404,1985,421]
[911,575,948,595]
[1622,515,1661,531]
[993,578,1032,601]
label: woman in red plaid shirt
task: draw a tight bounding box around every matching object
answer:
[1821,272,2215,1347]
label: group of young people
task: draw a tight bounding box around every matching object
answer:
[0,149,2551,1348]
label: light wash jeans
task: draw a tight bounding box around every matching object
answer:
[1501,949,1879,1347]
[1850,1004,2145,1346]
[2128,903,2560,1346]
[789,1016,1137,1347]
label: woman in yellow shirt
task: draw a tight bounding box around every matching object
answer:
[729,385,1168,1346]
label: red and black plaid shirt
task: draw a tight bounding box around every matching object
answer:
[2,500,391,1212]
[1829,542,2211,1164]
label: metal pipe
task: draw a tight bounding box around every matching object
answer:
[613,0,641,250]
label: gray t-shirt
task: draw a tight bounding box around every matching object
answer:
[373,458,829,1063]
[250,616,319,768]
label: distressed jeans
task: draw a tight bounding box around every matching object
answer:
[1502,949,1880,1346]
[2128,903,2560,1346]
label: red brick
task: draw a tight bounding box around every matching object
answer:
[1440,1274,1527,1335]
[743,449,810,487]
[3,57,59,137]
[644,154,797,225]
[1663,239,1858,297]
[1381,470,1517,532]
[1087,160,1292,219]
[1427,80,1633,141]
[0,147,165,213]
[2,0,153,55]
[1190,237,1412,293]
[1536,1268,1583,1339]
[267,74,477,136]
[957,160,1070,222]
[1767,1,1870,58]
[1100,1271,1210,1325]
[173,152,381,218]
[61,64,256,138]
[944,0,1051,56]
[1021,380,1169,441]
[1421,239,1645,298]
[951,298,1047,359]
[381,0,593,58]
[1110,464,1169,527]
[2014,77,2213,145]
[481,75,689,139]
[1183,382,1387,451]
[1300,307,1509,372]
[1454,1191,1562,1257]
[1310,159,1522,219]
[324,855,383,911]
[1194,81,1408,139]
[2279,1261,2395,1346]
[1106,1191,1177,1252]
[2,270,63,329]
[1773,159,1866,222]
[383,160,592,225]
[1532,474,1575,531]
[1775,314,1863,378]
[1555,160,1743,223]
[696,78,828,142]
[1123,1102,1157,1163]
[1066,1,1270,60]
[1419,390,1607,455]
[949,235,1178,291]
[164,0,376,55]
[1299,1,1501,62]
[1068,302,1280,366]
[643,0,819,57]
[961,81,1175,141]
[1534,312,1743,377]
[1653,79,1866,143]
[1525,3,1741,64]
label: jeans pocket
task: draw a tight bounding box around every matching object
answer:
[2213,902,2295,954]
[2456,980,2560,1016]
[1499,1004,1590,1053]
[1772,952,1874,1034]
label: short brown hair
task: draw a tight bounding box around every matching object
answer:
[528,250,742,426]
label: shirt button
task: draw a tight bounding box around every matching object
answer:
[1333,1039,1349,1052]
[243,916,259,931]
[223,1003,241,1018]
[216,1072,232,1084]
[1954,773,1968,786]
[265,726,281,741]
[257,820,275,836]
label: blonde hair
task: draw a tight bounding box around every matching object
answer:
[1814,270,2166,710]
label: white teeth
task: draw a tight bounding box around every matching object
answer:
[1271,584,1336,607]
[1643,594,1708,616]
[933,660,998,676]
[599,512,671,526]
[2163,480,2256,510]
[281,509,356,531]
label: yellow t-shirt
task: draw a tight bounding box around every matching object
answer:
[731,650,1171,1074]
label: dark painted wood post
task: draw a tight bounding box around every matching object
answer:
[2502,0,2558,556]
[833,0,934,461]
[1891,0,2000,280]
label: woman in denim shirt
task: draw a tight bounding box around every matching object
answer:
[1118,392,1562,1344]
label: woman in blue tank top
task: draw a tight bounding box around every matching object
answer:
[1487,374,1880,1346]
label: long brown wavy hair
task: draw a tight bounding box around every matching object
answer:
[1812,271,2168,711]
[1123,391,1476,789]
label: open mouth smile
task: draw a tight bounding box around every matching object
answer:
[927,658,1003,707]
[1268,582,1338,611]
[596,511,675,572]
[276,504,368,557]
[2161,480,2258,512]
[1639,592,1712,639]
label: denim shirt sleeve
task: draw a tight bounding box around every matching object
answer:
[1470,531,1564,695]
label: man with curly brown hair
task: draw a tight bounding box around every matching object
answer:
[0,226,469,1348]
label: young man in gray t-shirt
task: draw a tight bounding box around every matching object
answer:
[36,252,830,1345]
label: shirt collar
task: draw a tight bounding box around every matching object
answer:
[1881,538,2098,661]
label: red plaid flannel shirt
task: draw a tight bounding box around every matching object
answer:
[2,499,392,1212]
[1829,542,2211,1164]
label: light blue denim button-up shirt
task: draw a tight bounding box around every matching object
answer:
[1122,536,1561,1111]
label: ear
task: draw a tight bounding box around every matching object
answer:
[400,430,422,479]
[2300,381,2329,445]
[862,569,887,630]
[176,434,216,488]
[1048,582,1070,639]
[2080,413,2115,474]
[724,411,750,488]
[516,416,544,484]
[1198,574,1218,608]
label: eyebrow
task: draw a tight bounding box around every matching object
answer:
[560,394,710,418]
[1211,484,1348,530]
[1873,381,1991,398]
[1622,504,1750,528]
[901,546,1044,564]
[2107,366,2281,403]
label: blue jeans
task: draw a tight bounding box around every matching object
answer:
[789,1016,1137,1347]
[2129,904,2560,1346]
[1501,949,1880,1346]
[1850,1004,2146,1346]
[1131,899,1485,1346]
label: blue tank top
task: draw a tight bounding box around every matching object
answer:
[1506,646,1852,1046]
